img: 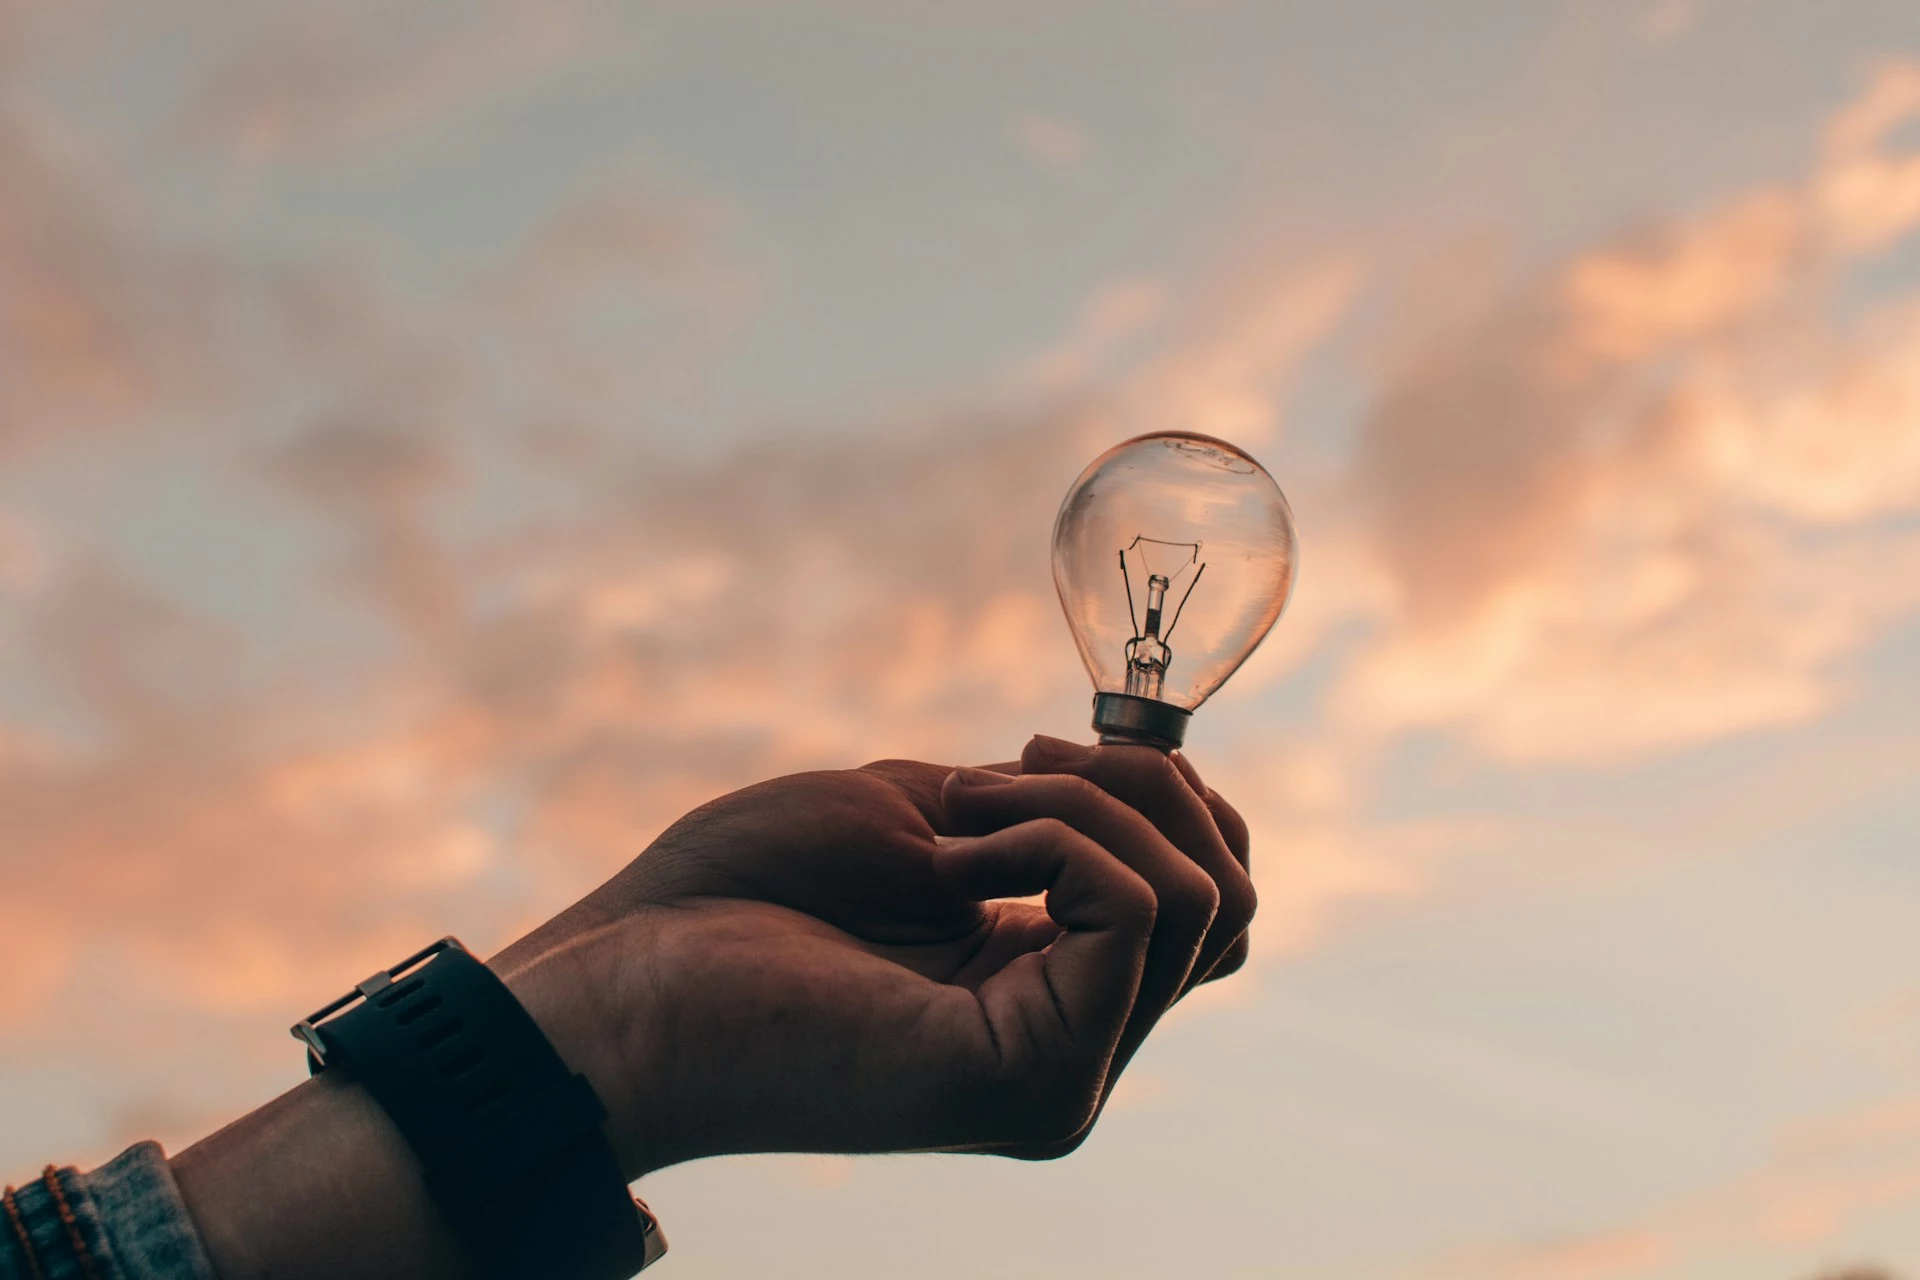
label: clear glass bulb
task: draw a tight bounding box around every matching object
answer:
[1051,431,1297,749]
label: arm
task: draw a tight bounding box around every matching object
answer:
[158,738,1255,1279]
[167,938,627,1280]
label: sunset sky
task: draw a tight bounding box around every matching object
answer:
[5,2,1920,1277]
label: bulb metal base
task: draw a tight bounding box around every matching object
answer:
[1091,692,1191,752]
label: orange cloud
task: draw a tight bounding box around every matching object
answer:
[1338,63,1920,763]
[1428,1088,1920,1279]
[1454,1227,1673,1280]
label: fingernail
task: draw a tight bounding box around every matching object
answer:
[951,766,1016,787]
[1028,734,1093,762]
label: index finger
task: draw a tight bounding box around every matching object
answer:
[1021,738,1256,986]
[858,757,1022,832]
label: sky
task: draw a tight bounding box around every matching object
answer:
[3,2,1920,1277]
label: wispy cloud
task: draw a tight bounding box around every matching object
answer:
[1429,1088,1920,1279]
[1011,112,1093,172]
[181,1,606,165]
[0,116,240,453]
[1336,62,1920,762]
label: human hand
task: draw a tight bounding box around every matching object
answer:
[931,735,1256,1157]
[493,737,1256,1176]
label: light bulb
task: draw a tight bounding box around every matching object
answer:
[1051,431,1297,750]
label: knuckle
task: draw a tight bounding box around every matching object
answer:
[1009,1134,1086,1162]
[1049,771,1107,806]
[1209,936,1250,979]
[1216,798,1252,848]
[1220,873,1258,929]
[988,1076,1083,1145]
[1134,746,1185,795]
[1024,815,1077,846]
[1031,1080,1100,1145]
[1114,874,1160,930]
[1024,1124,1093,1160]
[1148,748,1186,789]
[969,1045,1104,1150]
[1169,872,1221,929]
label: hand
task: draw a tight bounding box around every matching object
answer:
[939,735,1257,1157]
[493,736,1257,1176]
[171,737,1256,1279]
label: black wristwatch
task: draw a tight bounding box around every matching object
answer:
[292,937,667,1277]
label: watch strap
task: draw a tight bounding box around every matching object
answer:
[292,939,663,1278]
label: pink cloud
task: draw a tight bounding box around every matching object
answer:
[1452,1227,1673,1280]
[1011,112,1093,172]
[1428,1088,1920,1279]
[1337,63,1920,763]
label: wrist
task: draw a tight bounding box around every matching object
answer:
[489,921,660,1181]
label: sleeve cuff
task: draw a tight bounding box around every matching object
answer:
[3,1142,216,1280]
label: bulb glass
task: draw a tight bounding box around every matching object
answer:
[1052,432,1296,716]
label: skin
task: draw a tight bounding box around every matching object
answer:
[170,736,1256,1279]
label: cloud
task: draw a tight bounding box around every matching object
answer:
[1,0,1369,1086]
[473,180,765,403]
[0,110,781,1077]
[1427,1090,1920,1280]
[1196,737,1423,955]
[182,1,601,165]
[261,394,468,637]
[1021,278,1166,388]
[1337,62,1920,763]
[0,59,436,466]
[1011,112,1093,172]
[0,405,1086,1056]
[1635,0,1699,46]
[1818,61,1920,253]
[1116,257,1361,447]
[0,205,1367,1089]
[0,117,240,454]
[1456,1227,1672,1280]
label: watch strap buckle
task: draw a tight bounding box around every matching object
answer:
[290,937,464,1068]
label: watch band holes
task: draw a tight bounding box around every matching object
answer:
[418,1018,465,1051]
[438,1044,487,1079]
[376,978,425,1008]
[395,994,443,1026]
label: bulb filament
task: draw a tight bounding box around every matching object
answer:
[1120,538,1205,702]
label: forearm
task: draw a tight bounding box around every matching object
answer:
[170,931,639,1280]
[171,1072,470,1280]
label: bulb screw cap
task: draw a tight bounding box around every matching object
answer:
[1091,692,1191,751]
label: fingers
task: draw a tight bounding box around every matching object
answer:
[1169,751,1253,985]
[855,758,1021,833]
[931,820,1155,1141]
[1019,738,1256,995]
[1171,752,1252,874]
[1202,932,1250,983]
[943,767,1219,1047]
